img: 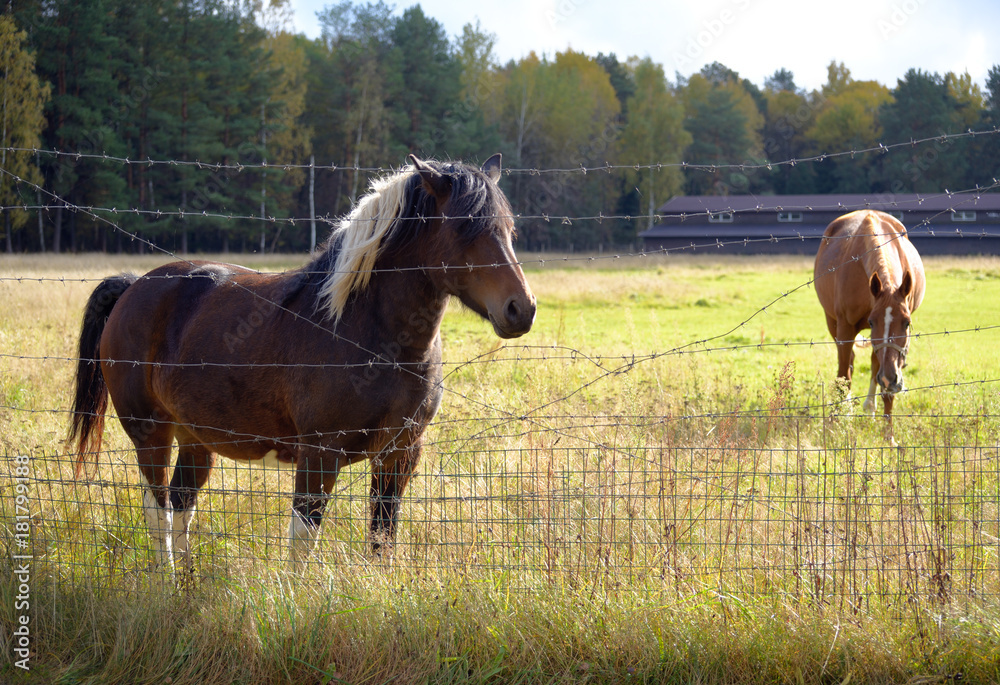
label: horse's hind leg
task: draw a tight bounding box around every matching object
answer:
[169,439,215,573]
[126,415,177,570]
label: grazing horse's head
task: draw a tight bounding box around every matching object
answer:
[409,154,536,338]
[868,269,915,395]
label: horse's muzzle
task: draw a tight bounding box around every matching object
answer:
[492,294,536,338]
[879,372,904,396]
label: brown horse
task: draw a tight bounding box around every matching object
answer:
[70,154,536,571]
[814,209,925,437]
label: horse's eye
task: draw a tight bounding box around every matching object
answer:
[903,319,910,330]
[867,319,874,328]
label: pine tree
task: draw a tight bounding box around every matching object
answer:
[978,65,1000,185]
[0,14,49,252]
[877,69,968,193]
[22,0,127,252]
[447,21,504,163]
[388,6,462,159]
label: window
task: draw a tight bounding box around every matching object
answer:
[708,211,733,223]
[951,210,976,222]
[777,211,802,223]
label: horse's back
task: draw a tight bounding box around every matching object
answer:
[104,260,253,352]
[815,211,870,315]
[814,210,924,321]
[819,210,903,249]
[816,210,914,271]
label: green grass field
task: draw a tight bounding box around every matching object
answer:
[3,252,1000,684]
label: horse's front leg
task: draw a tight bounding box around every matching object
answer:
[881,391,897,446]
[833,321,857,405]
[288,449,339,571]
[370,442,421,556]
[863,348,881,414]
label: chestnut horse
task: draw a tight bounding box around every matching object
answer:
[814,209,925,436]
[70,154,536,571]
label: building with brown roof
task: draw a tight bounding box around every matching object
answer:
[638,193,1000,254]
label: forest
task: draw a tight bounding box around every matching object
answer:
[1,0,999,253]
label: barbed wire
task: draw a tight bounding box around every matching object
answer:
[2,220,1000,286]
[10,176,801,481]
[8,383,1000,482]
[2,323,997,374]
[0,166,991,416]
[0,165,553,435]
[6,370,999,455]
[4,181,999,230]
[3,127,998,174]
[2,163,997,443]
[6,136,1000,613]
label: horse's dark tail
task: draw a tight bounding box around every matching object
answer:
[69,273,138,477]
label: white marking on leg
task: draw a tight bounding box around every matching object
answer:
[143,489,174,570]
[863,376,877,414]
[172,505,196,572]
[288,510,320,571]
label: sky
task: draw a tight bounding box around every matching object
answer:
[285,0,998,93]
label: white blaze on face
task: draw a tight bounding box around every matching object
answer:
[880,305,898,390]
[501,230,518,265]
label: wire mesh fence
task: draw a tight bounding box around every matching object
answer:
[4,410,1000,609]
[2,139,1000,617]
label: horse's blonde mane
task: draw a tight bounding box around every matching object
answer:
[857,211,901,288]
[318,166,413,322]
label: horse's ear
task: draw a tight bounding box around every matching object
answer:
[408,154,451,200]
[899,270,912,298]
[869,271,883,298]
[482,153,502,183]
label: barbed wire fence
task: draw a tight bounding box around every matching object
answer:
[2,130,1000,611]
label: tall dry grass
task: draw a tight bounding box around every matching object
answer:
[3,253,1000,683]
